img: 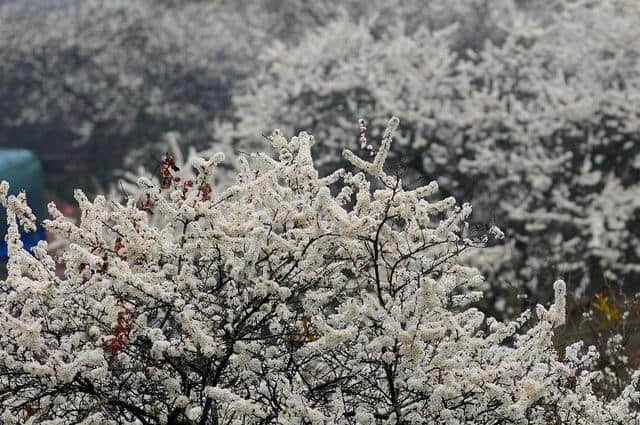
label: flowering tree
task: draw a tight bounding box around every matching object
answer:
[213,0,640,310]
[1,117,639,424]
[0,0,517,199]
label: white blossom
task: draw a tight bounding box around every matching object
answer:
[1,117,639,423]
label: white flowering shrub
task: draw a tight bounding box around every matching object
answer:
[459,0,640,300]
[1,118,639,424]
[213,0,640,309]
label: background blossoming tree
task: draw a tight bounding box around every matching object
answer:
[210,0,640,312]
[1,118,639,424]
[0,0,517,199]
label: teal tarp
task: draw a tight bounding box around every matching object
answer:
[0,148,47,242]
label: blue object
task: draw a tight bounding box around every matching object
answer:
[0,149,47,260]
[0,226,47,259]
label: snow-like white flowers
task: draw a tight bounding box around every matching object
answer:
[185,406,202,421]
[192,152,226,183]
[0,180,9,205]
[0,117,638,424]
[343,116,399,178]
